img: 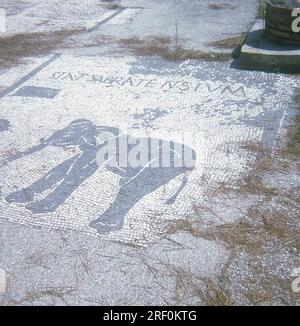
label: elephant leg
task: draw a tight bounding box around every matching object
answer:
[90,168,184,234]
[26,151,98,213]
[5,156,77,204]
[166,174,188,205]
[89,185,145,234]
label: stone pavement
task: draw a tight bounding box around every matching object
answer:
[0,0,298,305]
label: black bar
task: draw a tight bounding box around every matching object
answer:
[0,306,295,323]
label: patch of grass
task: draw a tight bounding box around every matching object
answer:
[168,198,298,257]
[167,215,264,256]
[244,267,292,305]
[210,218,266,255]
[214,141,277,197]
[2,286,78,305]
[168,267,234,305]
[25,250,50,270]
[241,140,267,153]
[166,129,299,305]
[240,169,276,197]
[284,93,300,157]
[22,286,77,305]
[195,277,235,306]
[208,35,246,49]
[237,142,277,196]
[0,29,83,70]
[119,36,231,62]
[102,2,122,10]
[251,209,300,248]
[208,3,239,10]
[167,218,203,238]
[166,203,298,304]
[246,288,274,305]
[286,120,300,157]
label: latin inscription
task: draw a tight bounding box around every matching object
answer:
[50,71,250,98]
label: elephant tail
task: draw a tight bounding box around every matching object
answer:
[166,172,189,205]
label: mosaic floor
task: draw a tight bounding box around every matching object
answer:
[0,54,297,246]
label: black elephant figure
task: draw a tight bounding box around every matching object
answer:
[2,119,197,234]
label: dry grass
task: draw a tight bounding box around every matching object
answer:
[285,94,300,158]
[241,140,267,154]
[253,209,299,248]
[165,138,299,305]
[208,35,246,49]
[167,209,294,257]
[286,115,300,156]
[0,29,83,70]
[103,3,122,10]
[213,141,277,197]
[224,207,298,253]
[21,286,77,305]
[166,203,298,305]
[195,277,234,306]
[100,0,122,10]
[167,217,263,256]
[25,250,51,270]
[208,3,239,10]
[230,141,277,196]
[208,219,266,256]
[167,218,203,239]
[244,266,292,305]
[195,148,297,252]
[2,285,78,306]
[71,248,93,275]
[119,36,231,62]
[239,169,276,197]
[167,267,234,305]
